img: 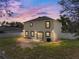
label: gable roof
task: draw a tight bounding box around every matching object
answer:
[24,16,54,23]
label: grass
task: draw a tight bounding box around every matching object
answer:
[0,36,20,48]
[0,37,79,59]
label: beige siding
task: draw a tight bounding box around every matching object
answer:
[24,19,79,40]
[24,19,62,41]
[24,20,54,31]
[53,20,62,37]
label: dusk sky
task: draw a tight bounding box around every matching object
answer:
[0,0,61,22]
[21,0,59,8]
[16,0,61,22]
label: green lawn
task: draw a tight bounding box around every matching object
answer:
[0,37,79,59]
[0,36,20,48]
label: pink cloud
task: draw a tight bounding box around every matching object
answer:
[15,4,61,22]
[8,0,21,13]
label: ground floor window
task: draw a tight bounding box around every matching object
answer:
[25,31,29,36]
[45,31,50,37]
[37,32,43,39]
[30,31,34,37]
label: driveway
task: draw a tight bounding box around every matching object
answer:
[16,37,44,48]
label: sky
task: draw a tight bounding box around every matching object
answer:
[16,0,61,22]
[0,0,61,22]
[21,0,59,8]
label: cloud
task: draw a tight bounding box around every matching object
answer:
[8,0,21,13]
[15,4,61,22]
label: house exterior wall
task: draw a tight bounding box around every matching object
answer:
[52,20,62,41]
[24,19,62,41]
[24,18,79,40]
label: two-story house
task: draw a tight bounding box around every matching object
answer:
[23,16,62,41]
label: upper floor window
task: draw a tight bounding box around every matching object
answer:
[45,21,50,29]
[30,22,33,27]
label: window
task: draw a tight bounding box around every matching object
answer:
[45,21,50,28]
[37,32,43,39]
[45,31,50,37]
[30,22,33,27]
[30,31,34,37]
[25,31,29,36]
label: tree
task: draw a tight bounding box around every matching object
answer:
[15,22,23,28]
[59,0,79,21]
[59,15,74,33]
[9,22,16,27]
[59,0,79,36]
[1,21,6,26]
[0,0,21,17]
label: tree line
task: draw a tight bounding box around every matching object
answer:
[59,0,79,36]
[0,21,24,29]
